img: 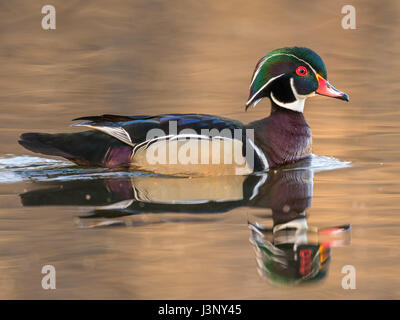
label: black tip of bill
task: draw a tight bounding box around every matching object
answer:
[340,93,350,102]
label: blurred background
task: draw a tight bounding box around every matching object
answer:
[0,0,399,299]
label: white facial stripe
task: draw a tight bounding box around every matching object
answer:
[250,56,269,87]
[252,98,262,107]
[290,77,316,99]
[270,91,305,112]
[250,52,318,88]
[247,52,319,109]
[270,78,306,113]
[246,74,285,107]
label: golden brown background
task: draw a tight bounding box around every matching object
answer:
[0,0,399,298]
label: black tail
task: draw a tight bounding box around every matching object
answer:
[19,131,131,167]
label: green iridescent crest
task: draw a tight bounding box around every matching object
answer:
[246,47,328,109]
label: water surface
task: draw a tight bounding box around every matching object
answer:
[0,0,399,299]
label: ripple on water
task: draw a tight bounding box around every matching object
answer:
[0,154,351,184]
[294,154,351,172]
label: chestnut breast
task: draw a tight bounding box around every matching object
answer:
[250,110,312,168]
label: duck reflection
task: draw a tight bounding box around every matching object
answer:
[245,163,351,285]
[20,157,351,284]
[249,210,351,285]
[21,174,257,217]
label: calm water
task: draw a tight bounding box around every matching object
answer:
[0,0,399,299]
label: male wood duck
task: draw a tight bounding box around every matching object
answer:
[19,47,348,176]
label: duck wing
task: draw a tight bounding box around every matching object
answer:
[72,113,245,147]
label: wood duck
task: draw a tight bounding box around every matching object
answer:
[19,47,349,176]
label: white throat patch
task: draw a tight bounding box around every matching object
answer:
[270,77,311,113]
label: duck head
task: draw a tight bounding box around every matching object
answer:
[246,47,349,112]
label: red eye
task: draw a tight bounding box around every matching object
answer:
[296,66,308,77]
